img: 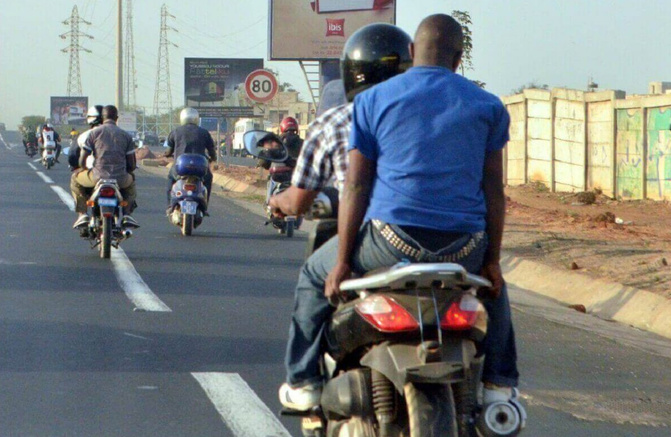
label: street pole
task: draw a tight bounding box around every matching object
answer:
[115,0,123,110]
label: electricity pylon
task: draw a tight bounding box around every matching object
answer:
[61,5,93,96]
[152,4,178,136]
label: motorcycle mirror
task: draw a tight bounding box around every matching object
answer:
[243,130,288,162]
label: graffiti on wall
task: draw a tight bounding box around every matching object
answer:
[616,109,644,199]
[646,107,671,200]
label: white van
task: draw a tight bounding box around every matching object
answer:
[232,118,272,157]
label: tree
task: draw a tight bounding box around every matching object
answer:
[451,10,473,75]
[20,115,46,131]
[511,81,549,94]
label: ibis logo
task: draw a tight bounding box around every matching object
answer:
[326,19,345,37]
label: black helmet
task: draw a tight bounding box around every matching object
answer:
[340,23,413,102]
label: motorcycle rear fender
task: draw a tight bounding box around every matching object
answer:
[99,206,117,218]
[359,339,477,394]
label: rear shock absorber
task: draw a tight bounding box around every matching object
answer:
[372,370,396,436]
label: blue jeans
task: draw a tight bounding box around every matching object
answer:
[285,220,519,388]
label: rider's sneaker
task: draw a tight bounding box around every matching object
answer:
[122,215,140,229]
[483,383,517,404]
[278,383,321,411]
[73,213,89,229]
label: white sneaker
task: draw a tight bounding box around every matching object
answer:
[483,384,517,404]
[278,383,321,411]
[73,213,89,229]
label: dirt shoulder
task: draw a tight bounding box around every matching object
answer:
[504,183,671,297]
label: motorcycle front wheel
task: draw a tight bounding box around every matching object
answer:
[404,383,458,437]
[182,213,193,236]
[100,216,112,259]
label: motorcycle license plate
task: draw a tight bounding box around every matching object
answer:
[180,200,198,215]
[98,198,117,207]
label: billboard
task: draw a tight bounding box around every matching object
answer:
[50,96,89,126]
[118,111,137,136]
[184,58,264,118]
[269,0,395,60]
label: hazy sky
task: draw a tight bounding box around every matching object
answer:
[1,0,669,128]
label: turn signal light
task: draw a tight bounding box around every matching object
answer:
[120,201,128,207]
[355,295,419,332]
[440,295,481,330]
[86,200,95,207]
[100,187,116,197]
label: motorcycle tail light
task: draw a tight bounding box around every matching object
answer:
[355,295,419,332]
[100,187,116,197]
[183,184,197,192]
[440,294,481,330]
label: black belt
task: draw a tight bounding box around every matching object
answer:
[372,219,484,262]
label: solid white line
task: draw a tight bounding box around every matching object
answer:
[111,249,172,312]
[36,171,54,184]
[192,373,291,437]
[50,186,75,211]
[27,162,37,170]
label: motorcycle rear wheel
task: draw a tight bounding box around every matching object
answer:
[286,220,294,238]
[182,213,193,236]
[404,382,458,437]
[100,216,112,259]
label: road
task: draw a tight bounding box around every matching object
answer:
[1,130,671,436]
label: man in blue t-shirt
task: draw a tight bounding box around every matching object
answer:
[280,14,521,414]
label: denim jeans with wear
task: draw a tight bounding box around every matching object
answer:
[285,220,519,388]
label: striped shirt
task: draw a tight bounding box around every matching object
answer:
[291,103,352,193]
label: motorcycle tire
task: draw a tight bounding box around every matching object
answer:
[100,216,112,259]
[404,382,458,437]
[182,213,193,236]
[286,220,294,238]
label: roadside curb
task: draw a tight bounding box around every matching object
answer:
[138,159,671,340]
[501,254,671,340]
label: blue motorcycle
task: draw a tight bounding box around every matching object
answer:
[168,154,209,236]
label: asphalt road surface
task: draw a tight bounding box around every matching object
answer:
[1,131,671,436]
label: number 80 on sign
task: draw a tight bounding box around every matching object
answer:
[244,69,279,103]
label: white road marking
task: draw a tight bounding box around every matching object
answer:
[111,249,172,312]
[0,134,9,149]
[27,162,37,170]
[36,171,54,184]
[50,186,75,211]
[192,373,291,437]
[33,158,41,163]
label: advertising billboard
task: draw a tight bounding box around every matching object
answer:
[184,58,264,118]
[269,0,395,60]
[50,96,89,126]
[118,111,137,136]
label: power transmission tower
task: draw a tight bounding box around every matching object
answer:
[123,0,137,110]
[61,5,93,96]
[152,4,178,137]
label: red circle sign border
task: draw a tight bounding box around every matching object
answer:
[245,69,279,103]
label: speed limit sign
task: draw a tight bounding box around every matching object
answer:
[245,69,278,103]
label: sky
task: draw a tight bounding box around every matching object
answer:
[1,0,669,129]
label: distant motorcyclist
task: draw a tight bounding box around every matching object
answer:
[164,107,216,213]
[22,126,38,154]
[39,123,62,163]
[257,117,302,171]
[69,106,102,171]
[71,105,139,229]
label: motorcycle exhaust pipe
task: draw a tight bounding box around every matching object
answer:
[122,229,133,239]
[476,398,526,436]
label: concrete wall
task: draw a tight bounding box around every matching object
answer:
[502,88,671,201]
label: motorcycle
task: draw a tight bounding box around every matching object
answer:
[282,196,526,436]
[167,153,209,236]
[80,179,133,259]
[41,140,57,169]
[243,130,302,237]
[25,142,37,157]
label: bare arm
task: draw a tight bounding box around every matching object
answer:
[481,148,506,297]
[269,186,318,216]
[325,149,375,298]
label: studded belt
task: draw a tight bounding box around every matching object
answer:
[371,219,485,262]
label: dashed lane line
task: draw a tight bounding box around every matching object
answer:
[111,249,172,312]
[50,186,75,211]
[192,373,291,437]
[27,162,37,170]
[35,171,55,184]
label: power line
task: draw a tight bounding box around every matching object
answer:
[61,5,93,96]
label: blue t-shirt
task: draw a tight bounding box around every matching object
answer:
[348,66,510,233]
